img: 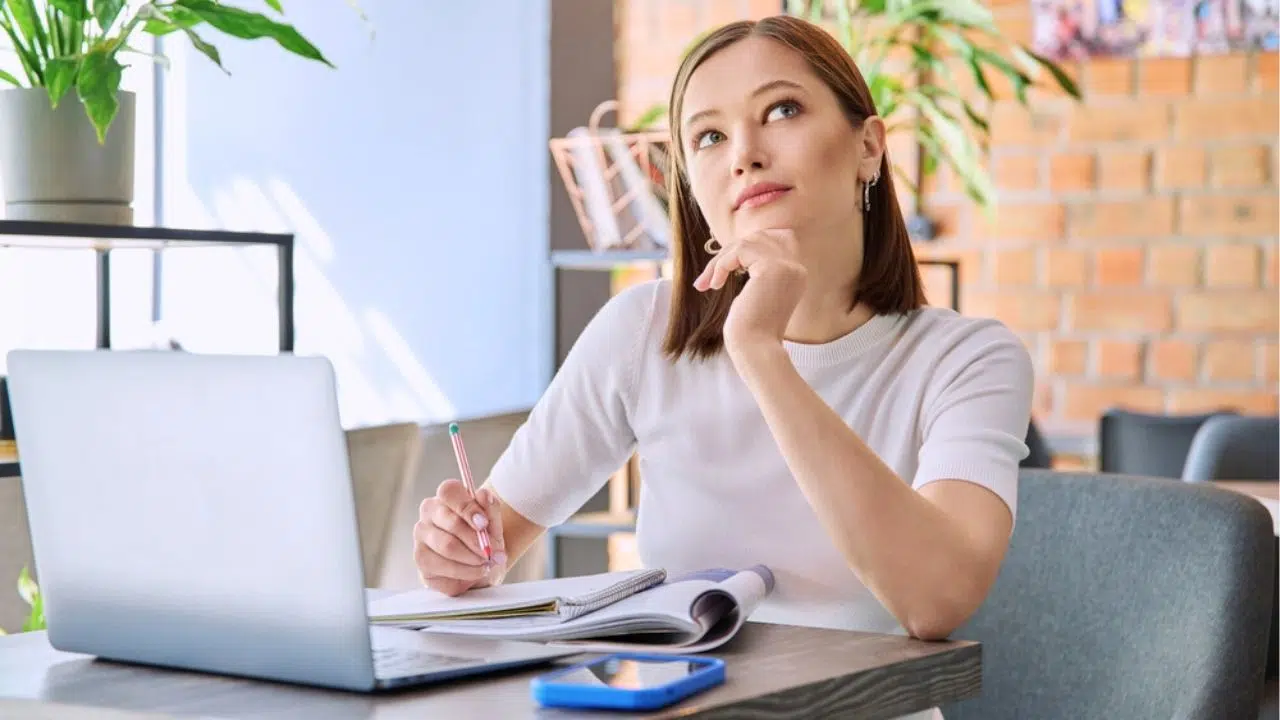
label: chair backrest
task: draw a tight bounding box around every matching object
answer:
[943,469,1275,720]
[345,422,423,588]
[1021,418,1053,469]
[1182,414,1280,482]
[1098,409,1235,477]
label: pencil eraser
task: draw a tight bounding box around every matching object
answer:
[449,422,459,435]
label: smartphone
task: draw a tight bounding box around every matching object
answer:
[530,652,726,711]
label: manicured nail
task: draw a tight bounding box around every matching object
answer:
[493,551,508,566]
[472,513,488,529]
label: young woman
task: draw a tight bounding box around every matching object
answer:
[412,15,1033,651]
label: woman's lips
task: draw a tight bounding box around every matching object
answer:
[737,187,790,211]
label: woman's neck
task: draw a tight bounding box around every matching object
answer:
[783,276,874,345]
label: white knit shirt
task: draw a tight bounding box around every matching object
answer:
[489,279,1032,713]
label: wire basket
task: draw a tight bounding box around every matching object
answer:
[548,101,673,252]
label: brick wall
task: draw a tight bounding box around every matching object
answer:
[614,0,1279,443]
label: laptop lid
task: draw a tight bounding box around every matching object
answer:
[6,350,378,691]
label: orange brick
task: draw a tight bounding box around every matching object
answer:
[992,248,1038,286]
[1202,340,1257,382]
[1257,52,1279,92]
[1062,383,1165,422]
[1204,243,1261,288]
[1049,339,1088,375]
[1069,292,1173,332]
[1268,247,1279,287]
[1097,150,1152,192]
[1067,103,1170,143]
[1168,389,1278,415]
[965,292,1061,332]
[990,103,1067,147]
[1154,146,1207,189]
[1147,244,1201,287]
[1096,339,1143,379]
[1049,153,1096,192]
[1087,58,1135,96]
[1094,246,1145,286]
[993,154,1042,191]
[1263,343,1279,382]
[1139,57,1193,95]
[1175,96,1279,139]
[995,9,1034,46]
[1046,248,1090,287]
[979,202,1067,242]
[1193,54,1250,94]
[1148,339,1198,381]
[1069,198,1176,241]
[1209,145,1271,188]
[1177,291,1279,331]
[1179,194,1280,238]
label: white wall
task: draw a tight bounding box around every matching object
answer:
[156,0,552,427]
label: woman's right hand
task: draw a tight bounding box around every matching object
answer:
[413,479,508,597]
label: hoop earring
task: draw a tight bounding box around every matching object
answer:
[862,173,879,212]
[704,237,721,255]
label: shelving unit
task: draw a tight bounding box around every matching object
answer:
[544,246,962,578]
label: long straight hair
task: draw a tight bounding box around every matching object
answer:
[661,15,926,361]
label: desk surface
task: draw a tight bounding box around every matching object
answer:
[0,620,979,719]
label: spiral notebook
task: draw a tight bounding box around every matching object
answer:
[368,566,775,654]
[369,569,666,624]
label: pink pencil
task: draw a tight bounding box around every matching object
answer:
[448,422,493,561]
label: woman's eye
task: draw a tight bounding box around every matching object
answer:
[695,130,724,150]
[766,101,800,122]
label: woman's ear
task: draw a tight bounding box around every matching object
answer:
[859,116,887,180]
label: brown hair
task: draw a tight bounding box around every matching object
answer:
[661,15,926,361]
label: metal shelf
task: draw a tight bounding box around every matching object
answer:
[550,249,669,270]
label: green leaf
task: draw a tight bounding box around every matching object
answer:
[142,5,203,36]
[0,67,20,85]
[6,0,49,63]
[174,0,333,67]
[0,16,42,85]
[626,102,666,131]
[182,24,226,73]
[93,0,125,33]
[264,0,283,12]
[75,45,124,143]
[49,0,87,20]
[44,56,77,107]
[17,566,37,607]
[1023,47,1081,99]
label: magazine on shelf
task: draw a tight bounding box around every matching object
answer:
[367,565,775,654]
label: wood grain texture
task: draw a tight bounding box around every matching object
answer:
[0,621,980,719]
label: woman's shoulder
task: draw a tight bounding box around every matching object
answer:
[593,277,673,339]
[896,306,1032,371]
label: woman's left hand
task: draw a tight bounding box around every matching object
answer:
[693,228,807,356]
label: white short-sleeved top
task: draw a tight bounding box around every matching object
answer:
[488,278,1033,637]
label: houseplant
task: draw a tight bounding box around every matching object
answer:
[629,0,1080,237]
[0,0,335,224]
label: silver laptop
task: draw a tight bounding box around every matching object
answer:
[5,349,576,692]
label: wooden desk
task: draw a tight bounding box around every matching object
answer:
[0,620,979,719]
[0,439,16,479]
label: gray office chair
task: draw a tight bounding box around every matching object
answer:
[943,470,1275,720]
[1182,415,1280,483]
[1099,408,1236,478]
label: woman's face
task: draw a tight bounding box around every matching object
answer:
[679,36,882,253]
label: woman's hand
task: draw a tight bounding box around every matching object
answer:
[413,479,509,597]
[693,229,807,355]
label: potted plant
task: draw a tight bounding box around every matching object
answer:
[0,0,334,224]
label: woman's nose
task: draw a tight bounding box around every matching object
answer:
[730,131,769,176]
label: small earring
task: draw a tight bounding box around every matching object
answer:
[704,237,721,255]
[862,173,879,212]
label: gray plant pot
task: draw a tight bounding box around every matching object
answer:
[0,88,135,225]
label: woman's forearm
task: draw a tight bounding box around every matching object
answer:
[729,342,1001,639]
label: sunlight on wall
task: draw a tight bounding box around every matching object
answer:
[158,38,455,428]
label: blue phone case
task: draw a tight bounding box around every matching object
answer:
[530,652,726,711]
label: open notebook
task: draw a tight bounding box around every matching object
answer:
[368,566,775,654]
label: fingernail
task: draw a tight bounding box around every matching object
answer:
[472,513,488,529]
[493,551,508,566]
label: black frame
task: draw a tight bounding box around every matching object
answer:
[0,220,296,478]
